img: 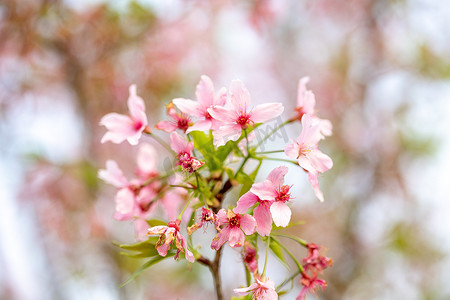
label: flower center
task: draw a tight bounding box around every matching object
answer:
[168,219,181,231]
[177,117,190,131]
[236,113,251,128]
[133,120,143,131]
[276,185,291,202]
[205,111,213,120]
[229,215,241,227]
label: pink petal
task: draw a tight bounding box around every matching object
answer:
[239,214,256,235]
[114,188,135,220]
[230,80,251,113]
[208,106,236,123]
[308,172,324,202]
[284,141,300,159]
[195,75,215,107]
[297,155,316,174]
[234,283,258,296]
[234,191,259,214]
[228,226,245,247]
[251,102,284,123]
[157,242,171,257]
[253,204,272,236]
[215,87,228,106]
[180,232,195,263]
[250,180,277,201]
[100,113,135,144]
[186,119,212,134]
[155,120,178,132]
[173,98,204,117]
[267,166,288,186]
[160,190,182,220]
[319,118,333,137]
[270,202,291,227]
[298,114,322,146]
[98,160,128,188]
[211,226,230,250]
[309,149,333,173]
[137,143,158,175]
[147,225,167,235]
[212,124,242,147]
[216,209,229,225]
[170,132,189,154]
[134,219,150,241]
[297,77,310,107]
[127,85,147,124]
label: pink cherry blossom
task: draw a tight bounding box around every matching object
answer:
[188,207,219,234]
[147,219,195,263]
[242,242,259,274]
[173,75,227,133]
[295,77,332,138]
[297,276,327,300]
[155,102,191,133]
[234,191,273,236]
[234,278,278,300]
[297,243,332,300]
[170,132,204,173]
[284,114,332,201]
[211,209,256,250]
[100,85,148,145]
[248,166,293,228]
[208,80,284,146]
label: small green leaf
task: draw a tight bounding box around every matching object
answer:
[270,239,289,269]
[114,238,157,252]
[146,219,167,227]
[120,252,175,287]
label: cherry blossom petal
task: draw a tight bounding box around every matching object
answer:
[208,106,236,123]
[215,87,228,106]
[157,242,171,257]
[160,190,182,220]
[114,188,135,220]
[98,160,128,188]
[180,233,195,263]
[298,114,322,146]
[100,113,135,144]
[211,226,230,250]
[173,98,204,117]
[234,283,258,296]
[296,155,316,174]
[195,75,215,107]
[309,150,333,173]
[147,225,167,235]
[155,120,178,132]
[240,214,256,235]
[134,219,150,241]
[284,141,300,159]
[137,143,158,175]
[308,172,324,202]
[228,226,245,247]
[216,208,229,225]
[267,166,288,187]
[270,202,291,227]
[127,85,147,122]
[230,80,251,113]
[212,124,242,146]
[251,180,277,200]
[170,132,189,154]
[251,102,284,123]
[234,191,259,214]
[186,119,212,133]
[253,204,272,236]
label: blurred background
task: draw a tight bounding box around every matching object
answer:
[1,0,450,299]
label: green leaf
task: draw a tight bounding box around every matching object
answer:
[120,252,175,287]
[114,238,158,252]
[146,219,167,227]
[269,238,289,269]
[273,234,308,247]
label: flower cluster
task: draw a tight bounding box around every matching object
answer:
[99,75,333,299]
